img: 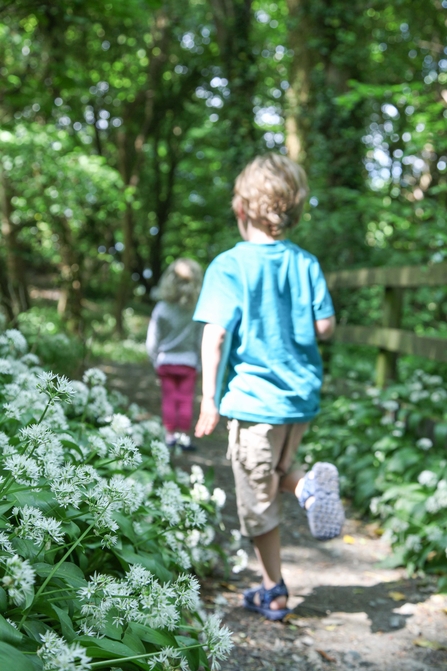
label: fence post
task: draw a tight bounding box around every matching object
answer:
[376,286,403,387]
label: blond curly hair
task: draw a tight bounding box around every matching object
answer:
[154,258,203,308]
[232,153,309,238]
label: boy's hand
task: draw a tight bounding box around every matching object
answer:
[195,397,220,437]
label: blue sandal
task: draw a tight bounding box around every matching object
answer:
[243,579,291,621]
[298,462,345,540]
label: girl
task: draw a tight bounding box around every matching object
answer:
[146,258,203,450]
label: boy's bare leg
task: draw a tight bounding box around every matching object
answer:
[252,526,287,610]
[281,468,315,509]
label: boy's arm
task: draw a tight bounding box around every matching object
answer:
[314,315,336,341]
[195,323,228,437]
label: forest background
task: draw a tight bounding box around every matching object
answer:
[1,0,447,369]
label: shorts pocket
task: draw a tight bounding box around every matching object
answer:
[238,425,273,480]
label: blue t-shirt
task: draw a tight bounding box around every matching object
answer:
[193,240,335,424]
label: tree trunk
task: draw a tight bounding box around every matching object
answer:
[286,0,369,268]
[57,216,84,334]
[209,0,257,173]
[0,166,30,318]
[114,9,172,335]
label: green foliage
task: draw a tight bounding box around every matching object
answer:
[302,367,447,578]
[0,327,234,670]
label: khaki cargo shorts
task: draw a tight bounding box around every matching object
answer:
[227,419,309,538]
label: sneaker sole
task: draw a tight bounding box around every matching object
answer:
[307,462,345,540]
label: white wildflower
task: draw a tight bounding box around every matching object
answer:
[139,581,180,630]
[109,436,142,468]
[68,381,89,415]
[87,434,108,457]
[231,548,248,574]
[174,574,200,610]
[201,525,215,545]
[427,375,443,386]
[416,437,433,450]
[190,464,205,484]
[202,614,233,671]
[380,415,393,425]
[151,439,171,475]
[418,470,438,488]
[185,502,207,529]
[177,549,192,570]
[405,534,422,552]
[141,418,165,440]
[110,413,132,435]
[211,487,226,509]
[82,368,107,387]
[159,481,184,526]
[426,496,440,514]
[0,531,13,553]
[86,385,113,423]
[3,402,21,420]
[20,353,40,367]
[229,529,242,549]
[186,529,201,548]
[38,631,92,671]
[0,359,12,375]
[382,400,399,412]
[431,391,447,403]
[191,483,211,503]
[4,453,40,486]
[0,431,13,455]
[0,329,27,357]
[1,554,36,606]
[390,518,409,533]
[426,526,443,542]
[15,505,65,546]
[175,468,191,486]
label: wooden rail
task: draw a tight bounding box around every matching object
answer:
[326,262,447,290]
[325,263,447,386]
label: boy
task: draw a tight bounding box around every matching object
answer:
[193,153,344,620]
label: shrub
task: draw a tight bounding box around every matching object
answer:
[0,328,233,670]
[301,369,447,582]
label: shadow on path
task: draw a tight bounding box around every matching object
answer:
[293,578,426,632]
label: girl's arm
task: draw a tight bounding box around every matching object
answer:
[195,323,228,437]
[146,311,160,363]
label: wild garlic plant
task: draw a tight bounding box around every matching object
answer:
[302,369,447,583]
[0,328,233,671]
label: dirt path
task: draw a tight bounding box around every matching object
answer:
[102,361,447,671]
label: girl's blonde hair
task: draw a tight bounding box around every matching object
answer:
[232,153,309,238]
[154,258,203,308]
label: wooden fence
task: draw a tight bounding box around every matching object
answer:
[325,262,447,387]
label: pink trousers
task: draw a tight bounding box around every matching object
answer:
[157,364,197,433]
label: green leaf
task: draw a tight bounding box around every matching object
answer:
[130,622,177,647]
[116,547,172,582]
[0,642,36,671]
[52,605,76,642]
[0,502,14,516]
[0,587,7,612]
[434,423,447,449]
[25,585,35,609]
[0,614,23,644]
[61,439,85,458]
[114,512,137,542]
[79,636,150,668]
[11,489,56,513]
[22,619,49,642]
[122,631,146,654]
[176,635,201,671]
[34,562,87,590]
